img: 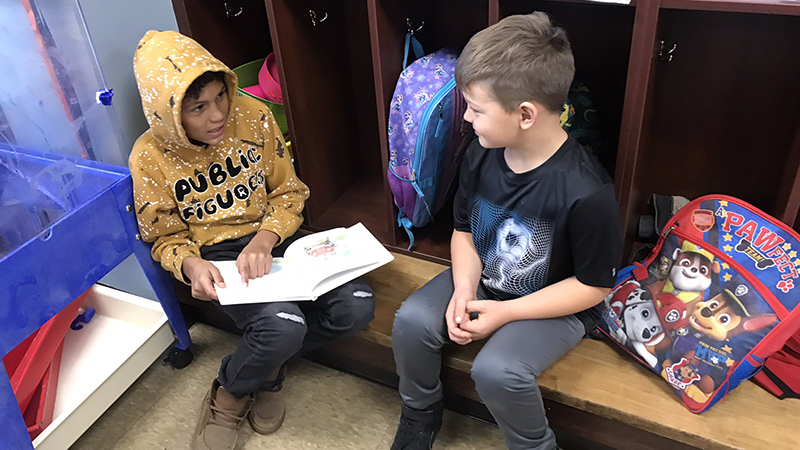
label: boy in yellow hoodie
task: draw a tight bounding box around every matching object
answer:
[130,31,375,450]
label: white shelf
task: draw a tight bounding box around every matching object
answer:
[32,285,174,450]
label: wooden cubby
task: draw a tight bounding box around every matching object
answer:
[498,0,636,177]
[172,0,273,69]
[641,9,800,217]
[265,0,390,243]
[173,0,800,264]
[617,3,800,255]
[368,0,490,262]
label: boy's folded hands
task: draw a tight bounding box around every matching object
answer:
[446,289,475,345]
[459,300,510,341]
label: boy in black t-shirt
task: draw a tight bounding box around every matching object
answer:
[390,13,623,450]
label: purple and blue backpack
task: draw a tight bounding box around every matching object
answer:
[387,34,472,248]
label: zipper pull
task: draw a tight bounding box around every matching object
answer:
[662,225,675,239]
[434,107,445,138]
[411,170,425,197]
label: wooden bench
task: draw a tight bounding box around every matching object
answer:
[306,253,800,450]
[177,252,800,449]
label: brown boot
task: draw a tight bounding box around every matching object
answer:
[248,389,286,434]
[192,380,252,450]
[248,366,286,434]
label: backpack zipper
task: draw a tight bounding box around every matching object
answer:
[433,104,444,138]
[411,78,457,196]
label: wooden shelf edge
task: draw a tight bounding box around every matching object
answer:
[539,0,637,6]
[500,0,637,7]
[661,0,800,15]
[776,124,800,225]
[385,244,452,266]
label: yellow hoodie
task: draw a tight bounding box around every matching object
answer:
[129,31,309,283]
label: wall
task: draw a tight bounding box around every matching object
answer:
[81,0,179,300]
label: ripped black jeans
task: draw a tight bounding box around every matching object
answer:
[201,232,376,398]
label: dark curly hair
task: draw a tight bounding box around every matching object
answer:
[185,71,227,101]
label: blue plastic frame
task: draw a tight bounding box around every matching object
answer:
[0,148,191,449]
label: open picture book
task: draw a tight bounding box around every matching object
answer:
[210,223,394,305]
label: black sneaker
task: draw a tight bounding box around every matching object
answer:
[390,402,444,450]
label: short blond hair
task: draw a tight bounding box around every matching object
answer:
[455,13,574,113]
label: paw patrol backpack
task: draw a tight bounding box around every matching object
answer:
[599,195,800,413]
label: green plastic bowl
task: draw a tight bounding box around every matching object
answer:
[233,58,289,137]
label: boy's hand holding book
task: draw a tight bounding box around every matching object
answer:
[183,257,226,301]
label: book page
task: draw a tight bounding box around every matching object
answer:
[284,225,374,269]
[212,258,315,305]
[211,223,393,305]
[285,223,394,297]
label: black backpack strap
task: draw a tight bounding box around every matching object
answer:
[760,366,800,399]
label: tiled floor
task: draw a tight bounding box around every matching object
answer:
[70,323,506,450]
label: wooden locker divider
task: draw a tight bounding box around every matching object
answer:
[615,0,662,256]
[777,127,800,226]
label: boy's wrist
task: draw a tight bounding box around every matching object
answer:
[181,256,203,280]
[453,284,477,298]
[254,229,280,248]
[498,299,521,324]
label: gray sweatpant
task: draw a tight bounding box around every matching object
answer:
[392,269,585,450]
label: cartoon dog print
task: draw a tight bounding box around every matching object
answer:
[667,279,778,402]
[662,241,720,304]
[687,287,776,342]
[621,287,667,368]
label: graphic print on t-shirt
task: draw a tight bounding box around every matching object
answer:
[470,195,554,297]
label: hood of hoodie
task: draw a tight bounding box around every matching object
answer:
[133,30,238,154]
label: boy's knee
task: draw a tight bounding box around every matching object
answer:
[321,281,376,332]
[392,296,441,342]
[349,295,376,331]
[245,306,307,355]
[471,352,536,399]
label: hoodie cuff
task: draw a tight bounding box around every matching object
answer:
[258,209,304,246]
[169,247,201,285]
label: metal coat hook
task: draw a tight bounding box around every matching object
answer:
[309,10,328,27]
[659,41,677,62]
[224,2,243,18]
[407,18,424,35]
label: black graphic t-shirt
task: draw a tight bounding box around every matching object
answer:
[454,137,623,331]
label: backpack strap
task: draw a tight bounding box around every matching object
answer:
[397,213,415,250]
[403,32,425,68]
[632,262,650,281]
[759,366,800,399]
